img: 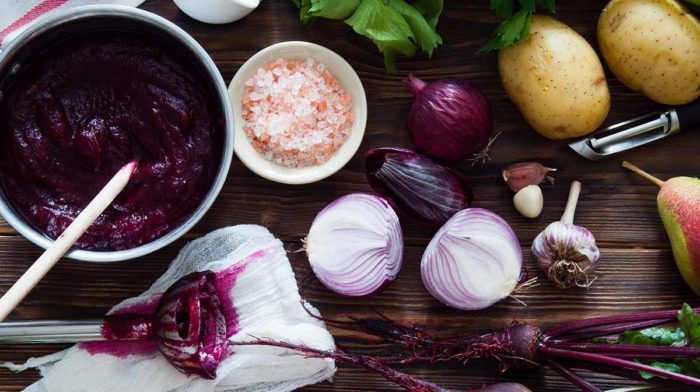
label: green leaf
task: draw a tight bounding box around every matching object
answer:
[639,362,683,380]
[292,0,315,23]
[307,0,361,20]
[490,0,513,18]
[478,9,531,52]
[411,0,443,29]
[345,0,417,73]
[678,303,700,346]
[618,327,686,346]
[536,0,556,12]
[388,0,443,56]
[517,0,536,13]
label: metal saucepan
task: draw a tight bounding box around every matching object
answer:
[0,6,234,262]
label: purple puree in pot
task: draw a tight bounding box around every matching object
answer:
[0,32,224,250]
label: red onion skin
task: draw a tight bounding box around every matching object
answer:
[366,147,472,225]
[405,74,493,162]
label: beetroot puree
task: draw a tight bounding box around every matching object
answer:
[0,33,223,250]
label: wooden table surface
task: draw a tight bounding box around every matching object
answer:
[1,1,699,391]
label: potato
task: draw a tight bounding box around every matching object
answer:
[499,15,611,140]
[598,0,700,105]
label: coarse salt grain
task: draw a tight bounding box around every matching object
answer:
[242,58,353,167]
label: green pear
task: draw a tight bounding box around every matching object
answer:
[623,161,700,295]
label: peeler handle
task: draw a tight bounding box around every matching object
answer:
[677,100,700,130]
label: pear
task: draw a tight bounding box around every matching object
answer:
[622,161,700,295]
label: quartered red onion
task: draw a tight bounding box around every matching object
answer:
[405,74,493,162]
[366,147,472,225]
[421,208,522,311]
[305,193,403,296]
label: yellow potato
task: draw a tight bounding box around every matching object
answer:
[499,15,611,140]
[598,0,700,105]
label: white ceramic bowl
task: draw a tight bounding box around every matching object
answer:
[229,41,367,185]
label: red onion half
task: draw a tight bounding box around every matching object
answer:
[366,147,472,225]
[405,74,493,162]
[305,193,403,296]
[421,208,522,311]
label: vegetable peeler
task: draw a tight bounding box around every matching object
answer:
[569,100,700,160]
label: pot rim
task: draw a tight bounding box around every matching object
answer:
[0,5,234,262]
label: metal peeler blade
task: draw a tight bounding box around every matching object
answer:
[568,110,680,160]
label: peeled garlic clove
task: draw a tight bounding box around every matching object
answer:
[502,162,557,192]
[513,185,543,218]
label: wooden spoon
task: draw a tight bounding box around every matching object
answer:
[0,160,139,322]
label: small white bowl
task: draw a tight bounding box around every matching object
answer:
[229,41,367,185]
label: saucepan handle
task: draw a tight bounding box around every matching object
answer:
[677,99,700,130]
[0,320,103,344]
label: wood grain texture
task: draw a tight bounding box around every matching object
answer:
[0,0,699,391]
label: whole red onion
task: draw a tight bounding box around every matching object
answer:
[405,74,493,162]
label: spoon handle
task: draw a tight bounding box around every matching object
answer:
[0,320,104,344]
[0,160,138,323]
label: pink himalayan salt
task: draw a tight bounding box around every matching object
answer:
[242,58,353,167]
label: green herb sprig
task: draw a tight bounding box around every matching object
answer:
[292,0,443,73]
[479,0,556,52]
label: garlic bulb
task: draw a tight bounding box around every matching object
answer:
[531,181,600,288]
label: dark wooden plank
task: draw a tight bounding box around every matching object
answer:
[0,169,677,247]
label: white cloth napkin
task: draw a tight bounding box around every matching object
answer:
[0,0,145,47]
[3,225,337,392]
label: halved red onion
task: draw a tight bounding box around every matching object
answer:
[366,147,472,225]
[305,193,403,296]
[421,208,522,311]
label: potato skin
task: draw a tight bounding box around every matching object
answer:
[499,15,611,140]
[598,0,700,105]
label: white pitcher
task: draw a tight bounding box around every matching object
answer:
[173,0,260,24]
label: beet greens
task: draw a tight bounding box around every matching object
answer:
[237,304,700,391]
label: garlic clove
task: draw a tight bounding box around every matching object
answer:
[513,185,543,218]
[502,162,557,192]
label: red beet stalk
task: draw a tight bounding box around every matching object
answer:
[300,306,700,390]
